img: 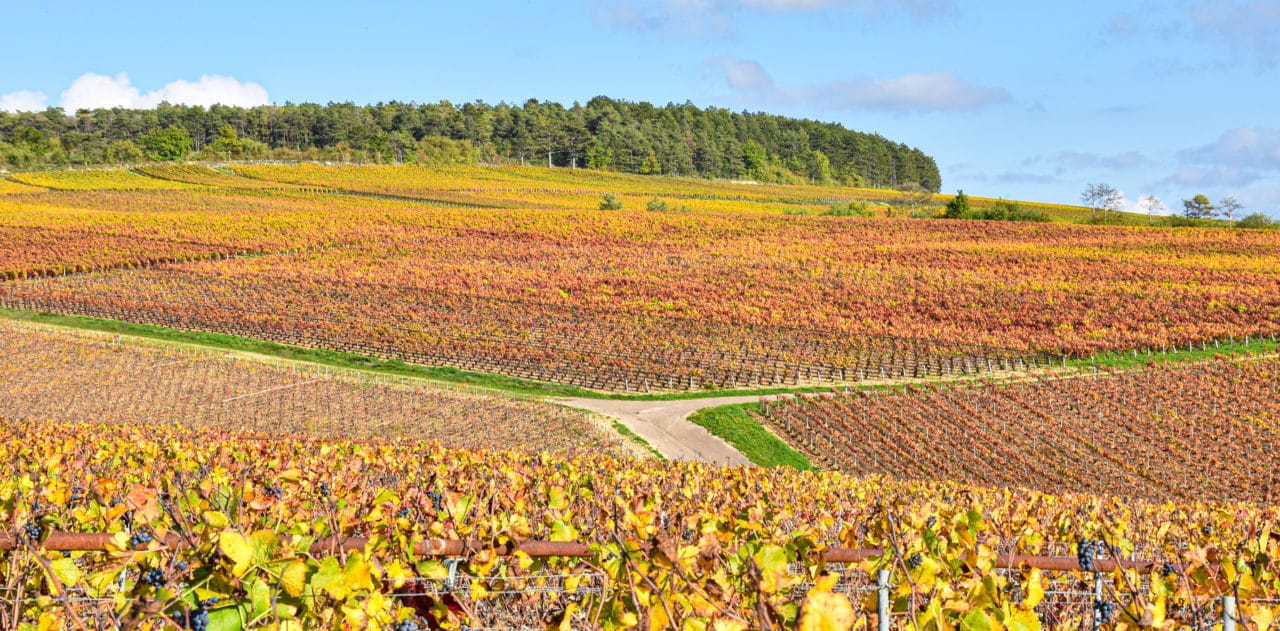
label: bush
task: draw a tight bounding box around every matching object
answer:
[821,200,872,217]
[1236,213,1279,230]
[646,196,669,212]
[944,190,970,219]
[598,193,623,210]
[969,200,1048,223]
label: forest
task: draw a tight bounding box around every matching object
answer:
[0,97,940,190]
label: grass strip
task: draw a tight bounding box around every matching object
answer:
[688,403,813,470]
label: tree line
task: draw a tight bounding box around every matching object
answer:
[0,97,941,191]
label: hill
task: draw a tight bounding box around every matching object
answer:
[0,97,941,191]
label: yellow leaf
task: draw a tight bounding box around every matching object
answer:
[343,552,375,592]
[799,591,856,631]
[1005,609,1040,631]
[219,530,255,578]
[1021,568,1045,610]
[280,560,308,597]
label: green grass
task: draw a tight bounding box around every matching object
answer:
[611,422,665,460]
[1063,336,1279,371]
[688,403,813,470]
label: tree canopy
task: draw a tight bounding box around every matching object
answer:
[0,98,941,191]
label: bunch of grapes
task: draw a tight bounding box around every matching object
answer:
[187,597,219,631]
[907,553,923,571]
[142,567,166,587]
[1094,598,1115,623]
[22,522,43,543]
[395,619,422,631]
[426,490,444,511]
[131,527,154,548]
[1077,539,1104,572]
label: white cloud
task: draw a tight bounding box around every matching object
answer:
[0,90,48,113]
[59,73,143,112]
[712,56,1009,112]
[57,72,269,113]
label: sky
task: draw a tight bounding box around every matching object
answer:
[2,0,1278,216]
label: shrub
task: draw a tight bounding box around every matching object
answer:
[821,200,872,217]
[598,193,623,210]
[1236,213,1279,230]
[970,201,1048,223]
[646,196,670,212]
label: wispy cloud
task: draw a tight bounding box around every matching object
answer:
[595,0,951,35]
[1189,0,1280,64]
[1023,150,1152,175]
[1178,127,1280,170]
[712,55,1009,112]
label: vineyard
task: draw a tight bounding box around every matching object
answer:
[0,321,628,456]
[4,418,1279,629]
[759,355,1280,502]
[0,165,1277,391]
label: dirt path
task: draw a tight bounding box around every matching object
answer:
[552,396,762,465]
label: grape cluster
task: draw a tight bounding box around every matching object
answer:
[187,597,219,631]
[142,567,166,587]
[397,507,414,519]
[1094,598,1115,623]
[926,516,937,530]
[264,485,282,500]
[1077,539,1104,572]
[1159,562,1178,577]
[131,527,154,548]
[395,619,422,631]
[907,553,923,571]
[22,522,43,543]
[318,482,330,497]
[427,490,444,511]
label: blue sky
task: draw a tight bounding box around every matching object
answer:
[3,0,1279,216]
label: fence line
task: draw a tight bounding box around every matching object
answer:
[0,532,1172,574]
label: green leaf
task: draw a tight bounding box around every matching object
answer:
[207,605,246,631]
[962,609,995,631]
[203,511,230,529]
[416,560,449,580]
[548,487,568,510]
[550,519,578,542]
[248,579,271,620]
[48,558,82,591]
[310,557,347,600]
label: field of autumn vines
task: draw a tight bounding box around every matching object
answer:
[6,418,1280,630]
[2,165,1278,390]
[760,354,1280,503]
[0,321,625,456]
[3,164,1280,630]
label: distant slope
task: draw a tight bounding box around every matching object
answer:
[0,97,941,192]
